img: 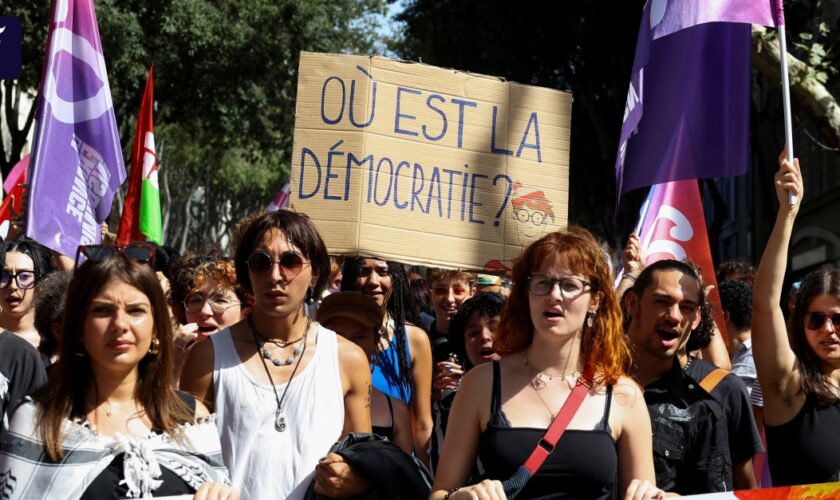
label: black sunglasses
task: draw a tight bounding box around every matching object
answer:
[806,312,840,331]
[246,251,308,278]
[75,242,157,269]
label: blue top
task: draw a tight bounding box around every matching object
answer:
[371,328,413,405]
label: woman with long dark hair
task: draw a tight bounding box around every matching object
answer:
[0,238,55,349]
[753,154,840,485]
[341,257,433,462]
[0,255,234,499]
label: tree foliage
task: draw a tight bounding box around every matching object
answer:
[1,0,387,252]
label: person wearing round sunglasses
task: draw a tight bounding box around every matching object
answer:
[0,254,236,499]
[752,153,840,486]
[432,227,662,500]
[180,211,372,500]
[0,239,55,350]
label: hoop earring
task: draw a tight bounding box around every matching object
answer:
[305,286,316,305]
[148,337,161,356]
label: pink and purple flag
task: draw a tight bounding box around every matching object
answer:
[26,0,126,256]
[615,0,784,201]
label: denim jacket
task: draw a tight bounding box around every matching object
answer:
[644,358,732,495]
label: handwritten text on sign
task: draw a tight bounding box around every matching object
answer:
[290,52,572,270]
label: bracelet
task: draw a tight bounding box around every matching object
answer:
[621,274,637,282]
[443,487,461,499]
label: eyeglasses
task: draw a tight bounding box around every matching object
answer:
[246,251,308,279]
[432,285,469,297]
[0,270,36,290]
[183,293,241,314]
[528,274,591,298]
[806,311,840,331]
[75,242,156,268]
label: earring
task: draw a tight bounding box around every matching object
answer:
[148,337,161,356]
[305,286,316,305]
[586,312,595,328]
[75,345,86,358]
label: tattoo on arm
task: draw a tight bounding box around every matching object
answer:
[365,383,371,409]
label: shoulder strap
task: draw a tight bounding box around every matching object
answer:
[699,368,729,394]
[490,361,502,415]
[522,365,593,474]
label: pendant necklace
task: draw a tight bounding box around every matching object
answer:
[249,315,310,432]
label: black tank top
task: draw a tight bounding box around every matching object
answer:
[478,362,617,500]
[765,394,840,486]
[372,394,395,442]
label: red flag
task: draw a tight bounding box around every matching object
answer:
[116,65,155,245]
[636,179,727,341]
[0,158,28,239]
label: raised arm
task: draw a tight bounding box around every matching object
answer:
[752,153,803,406]
[616,234,644,299]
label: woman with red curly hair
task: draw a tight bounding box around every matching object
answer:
[431,227,662,500]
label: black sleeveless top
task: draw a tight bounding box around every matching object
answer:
[372,394,395,442]
[80,392,198,499]
[765,394,840,486]
[478,362,617,500]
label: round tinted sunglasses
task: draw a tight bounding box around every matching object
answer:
[246,251,309,279]
[75,242,156,268]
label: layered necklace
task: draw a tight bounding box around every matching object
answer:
[524,354,582,419]
[248,314,311,432]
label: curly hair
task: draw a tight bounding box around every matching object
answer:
[719,279,753,330]
[341,257,419,402]
[170,254,253,324]
[33,270,73,358]
[791,268,840,404]
[496,226,631,386]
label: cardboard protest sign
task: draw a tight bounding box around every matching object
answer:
[291,52,571,271]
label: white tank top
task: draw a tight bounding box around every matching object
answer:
[211,325,344,500]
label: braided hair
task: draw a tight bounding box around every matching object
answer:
[341,257,419,402]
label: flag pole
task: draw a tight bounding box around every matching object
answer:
[777,24,797,205]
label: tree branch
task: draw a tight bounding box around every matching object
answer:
[752,25,840,148]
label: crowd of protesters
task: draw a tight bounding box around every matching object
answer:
[0,154,836,499]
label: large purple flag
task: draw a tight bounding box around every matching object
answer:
[26,0,126,256]
[615,0,784,200]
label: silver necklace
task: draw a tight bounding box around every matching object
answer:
[249,315,310,432]
[256,333,306,366]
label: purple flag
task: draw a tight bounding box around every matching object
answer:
[615,0,783,200]
[26,0,126,256]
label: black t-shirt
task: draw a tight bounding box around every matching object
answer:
[0,331,48,429]
[644,358,732,495]
[684,357,764,466]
